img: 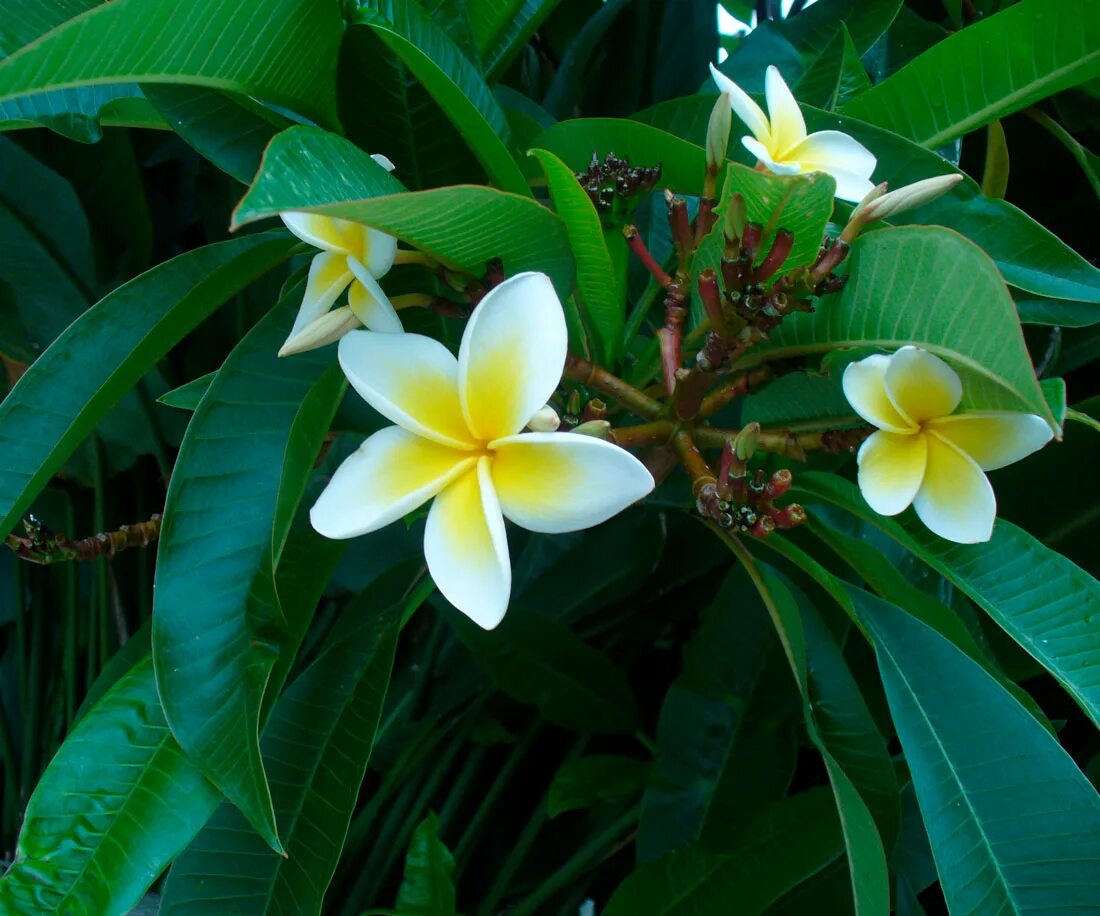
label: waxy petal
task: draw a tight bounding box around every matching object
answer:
[885,347,962,426]
[914,432,996,543]
[338,331,477,449]
[742,137,802,175]
[926,411,1053,471]
[856,430,927,516]
[710,63,770,144]
[489,433,655,534]
[459,272,568,441]
[425,458,511,630]
[281,212,354,254]
[370,152,396,172]
[347,258,403,333]
[310,426,475,539]
[764,65,806,156]
[360,227,398,277]
[287,251,352,340]
[842,354,914,433]
[787,130,877,201]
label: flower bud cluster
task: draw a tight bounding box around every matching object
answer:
[575,153,661,224]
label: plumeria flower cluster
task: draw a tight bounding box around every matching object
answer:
[278,153,402,356]
[310,273,655,628]
[844,347,1053,543]
[709,63,876,202]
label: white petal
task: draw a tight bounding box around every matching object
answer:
[742,137,802,175]
[488,432,655,534]
[347,258,403,333]
[281,212,353,254]
[764,65,806,156]
[842,354,914,433]
[926,411,1053,471]
[856,430,928,516]
[709,62,771,144]
[287,252,353,340]
[459,272,568,441]
[279,305,360,357]
[425,458,511,630]
[337,330,477,449]
[362,227,398,277]
[786,130,877,201]
[371,153,396,172]
[913,432,996,543]
[884,347,962,425]
[310,426,475,538]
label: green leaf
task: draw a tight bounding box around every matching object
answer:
[0,0,344,129]
[0,232,294,541]
[635,96,1100,304]
[159,579,421,915]
[853,588,1100,913]
[152,290,345,851]
[742,226,1058,431]
[448,609,641,734]
[794,25,870,111]
[0,0,97,54]
[1014,293,1100,327]
[0,656,219,914]
[534,118,707,195]
[795,472,1100,730]
[470,0,561,77]
[605,790,844,915]
[741,372,856,429]
[157,372,216,412]
[542,0,633,119]
[548,755,650,817]
[235,126,575,297]
[530,148,622,364]
[638,566,780,861]
[143,86,290,184]
[0,85,166,142]
[842,0,1100,147]
[351,1,529,197]
[394,812,459,915]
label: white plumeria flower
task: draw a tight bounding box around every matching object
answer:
[279,153,401,356]
[843,347,1053,544]
[310,272,655,628]
[709,63,876,202]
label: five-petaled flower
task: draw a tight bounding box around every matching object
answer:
[843,347,1053,544]
[709,63,876,202]
[279,154,401,356]
[310,272,656,628]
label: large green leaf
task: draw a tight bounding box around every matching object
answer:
[393,812,459,915]
[541,0,633,119]
[741,226,1058,431]
[159,578,423,915]
[638,566,780,862]
[635,96,1100,304]
[530,148,622,364]
[351,1,529,196]
[0,232,294,541]
[0,656,220,914]
[0,85,165,142]
[794,472,1100,730]
[605,790,844,915]
[0,0,343,128]
[854,589,1100,913]
[548,755,650,817]
[842,0,1100,148]
[0,0,97,54]
[153,290,345,851]
[448,609,641,735]
[234,126,575,297]
[473,0,561,77]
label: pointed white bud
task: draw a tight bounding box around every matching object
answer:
[526,404,561,433]
[278,305,360,357]
[370,153,396,173]
[706,92,732,175]
[861,174,964,221]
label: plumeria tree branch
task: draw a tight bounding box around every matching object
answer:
[5,514,162,565]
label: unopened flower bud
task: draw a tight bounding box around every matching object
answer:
[526,404,561,433]
[706,92,732,176]
[723,193,747,245]
[735,422,760,461]
[571,419,613,440]
[860,174,964,222]
[278,306,359,357]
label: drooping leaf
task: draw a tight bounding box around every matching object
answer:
[448,609,641,735]
[541,0,633,119]
[0,656,219,915]
[394,812,459,915]
[470,0,561,77]
[842,0,1100,148]
[795,472,1100,730]
[351,1,530,196]
[741,226,1058,430]
[548,755,650,817]
[530,148,622,364]
[152,290,345,851]
[0,232,295,541]
[853,589,1100,913]
[0,85,165,142]
[234,126,575,297]
[0,0,344,128]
